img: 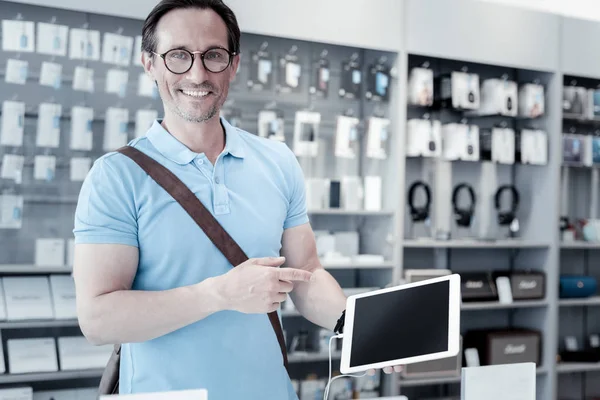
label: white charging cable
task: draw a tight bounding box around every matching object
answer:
[323,334,367,400]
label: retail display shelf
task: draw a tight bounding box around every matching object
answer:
[0,319,79,329]
[322,262,395,270]
[308,209,394,216]
[288,351,341,363]
[0,265,73,274]
[560,241,600,249]
[282,300,548,318]
[563,114,600,124]
[24,195,80,205]
[461,299,548,311]
[403,239,550,249]
[399,367,547,387]
[556,362,600,373]
[559,296,600,307]
[399,375,461,387]
[0,369,103,384]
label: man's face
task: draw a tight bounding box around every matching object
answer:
[143,8,239,123]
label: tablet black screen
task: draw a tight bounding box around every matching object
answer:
[349,280,450,367]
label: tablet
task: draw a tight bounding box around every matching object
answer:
[340,274,461,374]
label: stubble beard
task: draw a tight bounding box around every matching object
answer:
[172,101,219,123]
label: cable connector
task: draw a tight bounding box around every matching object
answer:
[334,310,345,335]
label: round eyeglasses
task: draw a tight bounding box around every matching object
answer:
[153,46,237,74]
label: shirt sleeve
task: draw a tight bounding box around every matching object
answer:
[73,155,139,247]
[283,146,309,230]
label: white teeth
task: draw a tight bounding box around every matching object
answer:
[182,90,209,98]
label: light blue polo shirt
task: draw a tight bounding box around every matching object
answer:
[73,117,309,399]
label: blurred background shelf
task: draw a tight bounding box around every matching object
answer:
[0,265,72,274]
[556,363,600,374]
[288,352,341,363]
[0,319,79,329]
[462,300,548,311]
[558,296,600,307]
[308,210,395,216]
[322,262,395,270]
[399,367,547,387]
[0,369,103,384]
[560,242,600,249]
[403,240,551,249]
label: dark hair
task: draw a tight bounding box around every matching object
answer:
[142,0,241,55]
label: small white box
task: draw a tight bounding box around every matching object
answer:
[408,67,433,106]
[257,110,284,141]
[341,176,362,211]
[521,129,548,165]
[443,123,478,161]
[463,125,480,161]
[479,78,518,117]
[0,388,32,400]
[33,389,77,400]
[366,117,390,160]
[461,363,535,400]
[518,84,545,118]
[334,232,359,257]
[293,111,321,157]
[300,379,326,400]
[7,338,58,374]
[76,388,98,400]
[35,238,65,267]
[364,176,382,211]
[57,336,113,371]
[99,390,207,400]
[0,280,7,321]
[406,119,441,158]
[440,72,480,110]
[4,277,54,320]
[49,275,77,320]
[67,238,75,267]
[491,128,515,165]
[305,178,327,211]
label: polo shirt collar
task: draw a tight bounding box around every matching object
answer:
[146,117,245,165]
[221,117,245,159]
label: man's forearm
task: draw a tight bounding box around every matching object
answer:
[290,267,347,331]
[78,276,224,345]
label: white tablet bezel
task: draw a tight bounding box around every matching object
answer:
[340,274,461,375]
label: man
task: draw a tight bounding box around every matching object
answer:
[73,0,401,398]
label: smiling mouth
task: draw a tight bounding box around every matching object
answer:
[179,89,211,98]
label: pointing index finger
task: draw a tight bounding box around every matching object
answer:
[277,268,314,282]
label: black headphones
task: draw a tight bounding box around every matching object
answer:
[452,183,476,227]
[408,181,431,223]
[495,185,520,226]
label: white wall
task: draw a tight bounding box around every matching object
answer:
[476,0,600,22]
[9,0,404,51]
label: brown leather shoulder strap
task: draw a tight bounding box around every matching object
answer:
[116,146,288,369]
[117,146,248,266]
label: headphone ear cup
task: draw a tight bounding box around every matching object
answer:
[455,211,471,227]
[412,208,427,222]
[498,212,512,226]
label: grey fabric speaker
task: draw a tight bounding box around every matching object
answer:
[464,329,541,366]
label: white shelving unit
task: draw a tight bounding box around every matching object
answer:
[288,352,341,363]
[399,367,548,388]
[559,297,600,307]
[0,265,72,274]
[0,370,104,384]
[557,363,600,374]
[0,319,79,329]
[561,242,600,249]
[0,0,599,399]
[403,240,551,249]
